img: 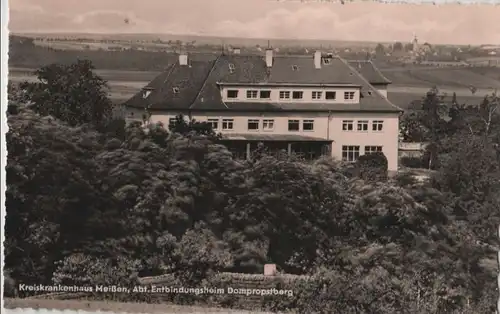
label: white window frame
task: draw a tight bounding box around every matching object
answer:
[263,119,274,131]
[302,119,314,131]
[325,91,337,100]
[357,120,369,131]
[342,120,354,131]
[372,120,384,132]
[222,119,234,130]
[246,90,258,99]
[260,90,271,99]
[344,91,355,100]
[342,145,360,162]
[312,91,323,100]
[288,119,300,131]
[247,119,260,131]
[365,146,383,154]
[169,117,177,127]
[227,90,239,99]
[207,118,219,130]
[279,91,291,99]
[292,91,304,99]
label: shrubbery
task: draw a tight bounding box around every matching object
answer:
[4,60,500,313]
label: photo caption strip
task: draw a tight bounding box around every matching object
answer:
[2,0,500,314]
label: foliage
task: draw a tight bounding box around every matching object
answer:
[355,152,388,181]
[18,59,113,126]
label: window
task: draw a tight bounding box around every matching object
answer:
[357,120,369,131]
[248,119,259,130]
[323,58,331,65]
[312,91,322,100]
[325,91,336,100]
[169,117,177,128]
[303,119,314,131]
[143,90,152,99]
[246,90,258,99]
[365,146,383,154]
[207,118,219,130]
[288,120,300,131]
[342,145,360,162]
[342,120,354,131]
[260,90,271,99]
[222,119,234,130]
[292,65,298,71]
[227,90,239,99]
[172,87,180,94]
[372,120,384,131]
[228,63,236,72]
[344,91,355,100]
[279,91,291,99]
[292,91,303,99]
[263,119,274,131]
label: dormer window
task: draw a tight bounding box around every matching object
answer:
[292,65,298,71]
[323,58,332,65]
[143,88,154,99]
[173,87,180,94]
[228,63,236,73]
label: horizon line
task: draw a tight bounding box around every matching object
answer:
[9,31,489,47]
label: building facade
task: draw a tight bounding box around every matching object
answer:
[123,50,402,171]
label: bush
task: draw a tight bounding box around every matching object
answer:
[355,152,388,181]
[400,156,425,168]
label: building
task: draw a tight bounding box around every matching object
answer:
[123,50,402,171]
[466,56,500,67]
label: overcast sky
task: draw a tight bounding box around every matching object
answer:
[8,0,500,45]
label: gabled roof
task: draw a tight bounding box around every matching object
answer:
[123,54,402,113]
[347,60,392,85]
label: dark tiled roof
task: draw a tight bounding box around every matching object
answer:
[124,54,401,113]
[347,60,392,84]
[220,133,332,142]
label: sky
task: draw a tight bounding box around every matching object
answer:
[7,0,500,45]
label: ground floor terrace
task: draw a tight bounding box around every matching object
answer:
[219,134,333,161]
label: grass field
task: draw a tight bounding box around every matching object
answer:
[4,298,273,314]
[8,66,497,107]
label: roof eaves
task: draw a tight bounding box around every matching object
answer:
[216,82,361,87]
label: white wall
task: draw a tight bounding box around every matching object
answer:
[329,112,399,171]
[125,109,400,171]
[220,86,361,104]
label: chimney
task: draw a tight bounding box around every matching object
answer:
[314,51,322,69]
[179,53,188,66]
[265,49,273,68]
[233,47,241,54]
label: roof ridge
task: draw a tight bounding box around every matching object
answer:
[338,57,403,112]
[189,56,226,109]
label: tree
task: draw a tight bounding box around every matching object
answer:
[392,42,403,52]
[19,59,113,127]
[375,43,385,55]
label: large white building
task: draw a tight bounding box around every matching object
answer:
[123,50,402,171]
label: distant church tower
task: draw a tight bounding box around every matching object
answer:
[412,33,419,52]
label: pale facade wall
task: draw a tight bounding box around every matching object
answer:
[329,112,399,171]
[125,108,400,171]
[220,86,361,104]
